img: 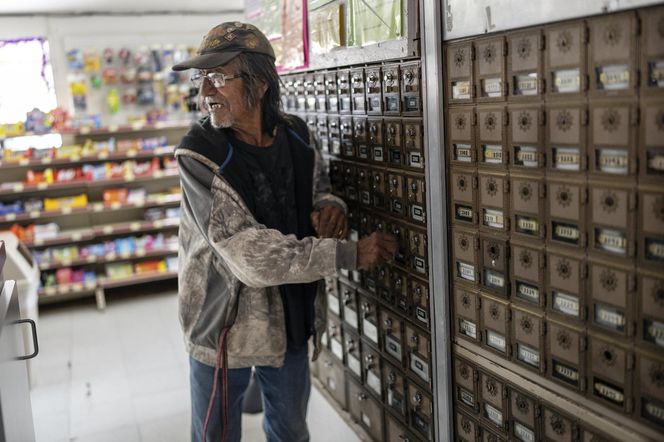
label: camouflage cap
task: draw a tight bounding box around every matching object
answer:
[172,22,275,71]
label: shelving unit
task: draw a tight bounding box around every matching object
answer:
[0,122,189,308]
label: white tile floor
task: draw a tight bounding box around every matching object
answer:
[29,285,361,442]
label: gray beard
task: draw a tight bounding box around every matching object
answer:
[210,115,232,129]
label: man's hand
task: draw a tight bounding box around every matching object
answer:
[311,205,348,239]
[356,232,398,270]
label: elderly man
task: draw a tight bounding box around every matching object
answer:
[173,22,397,442]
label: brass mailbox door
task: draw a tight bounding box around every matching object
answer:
[320,351,347,409]
[328,115,342,156]
[547,249,587,322]
[456,411,481,442]
[390,222,409,268]
[475,35,507,102]
[547,319,586,391]
[479,371,509,432]
[588,333,633,411]
[547,103,588,173]
[446,41,474,104]
[293,74,306,112]
[588,12,639,97]
[588,258,636,338]
[408,228,428,276]
[383,360,407,418]
[324,70,339,113]
[403,119,425,170]
[589,181,636,258]
[512,306,545,373]
[350,67,366,115]
[637,269,664,350]
[545,21,587,99]
[317,115,330,153]
[352,116,369,162]
[359,293,380,348]
[636,349,664,430]
[371,169,387,211]
[479,172,510,233]
[368,117,385,164]
[361,339,382,399]
[314,72,326,113]
[542,406,575,442]
[511,173,546,240]
[547,177,587,248]
[448,106,476,165]
[381,308,405,367]
[589,101,638,176]
[451,168,478,226]
[386,413,413,442]
[344,328,362,380]
[283,75,296,112]
[407,174,426,225]
[329,160,343,196]
[507,29,544,99]
[401,61,422,116]
[388,172,406,216]
[410,278,430,329]
[348,378,384,441]
[452,227,480,285]
[356,166,371,207]
[365,66,383,115]
[390,267,410,315]
[639,100,664,179]
[509,104,545,170]
[337,68,352,114]
[454,356,480,414]
[639,186,664,268]
[640,6,664,96]
[454,284,481,344]
[384,118,403,167]
[303,73,316,112]
[405,324,432,385]
[480,234,510,297]
[340,116,354,159]
[477,105,508,167]
[341,282,359,332]
[382,63,401,115]
[408,384,434,440]
[343,162,357,202]
[511,240,546,308]
[481,293,511,357]
[510,388,539,442]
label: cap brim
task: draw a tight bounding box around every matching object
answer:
[172,51,241,71]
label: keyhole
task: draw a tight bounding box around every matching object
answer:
[603,350,614,362]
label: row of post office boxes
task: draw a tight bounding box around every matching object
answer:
[345,207,430,276]
[325,286,434,388]
[354,267,431,330]
[449,172,663,264]
[453,257,658,341]
[445,7,664,104]
[454,348,664,439]
[281,61,423,116]
[447,99,664,179]
[313,348,434,441]
[307,114,425,169]
[330,164,427,224]
[453,291,664,420]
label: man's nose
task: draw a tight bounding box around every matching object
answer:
[201,77,216,96]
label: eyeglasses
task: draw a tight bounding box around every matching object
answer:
[190,71,243,89]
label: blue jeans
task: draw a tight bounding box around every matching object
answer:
[189,344,311,442]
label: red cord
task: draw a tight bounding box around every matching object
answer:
[202,327,230,442]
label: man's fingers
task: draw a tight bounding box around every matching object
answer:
[318,206,336,237]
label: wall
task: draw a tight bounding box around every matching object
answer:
[0,13,243,116]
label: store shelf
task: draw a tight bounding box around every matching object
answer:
[0,120,191,142]
[0,145,175,169]
[0,168,179,197]
[37,244,178,270]
[0,193,181,224]
[38,281,97,298]
[98,270,177,289]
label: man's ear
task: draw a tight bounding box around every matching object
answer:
[258,79,268,97]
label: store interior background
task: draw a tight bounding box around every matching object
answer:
[0,1,361,442]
